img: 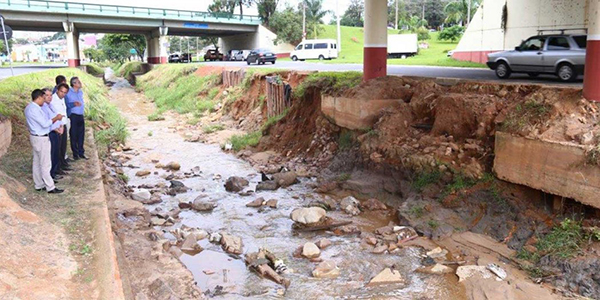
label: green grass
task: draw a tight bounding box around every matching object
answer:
[294,71,362,98]
[116,61,144,78]
[228,131,262,152]
[147,111,165,121]
[0,68,127,150]
[338,131,354,149]
[308,25,484,68]
[84,63,105,77]
[203,124,224,133]
[262,108,290,131]
[409,205,424,218]
[501,99,552,132]
[411,170,442,192]
[137,65,220,115]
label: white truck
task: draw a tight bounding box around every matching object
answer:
[387,34,418,58]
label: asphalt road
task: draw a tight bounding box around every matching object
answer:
[0,61,582,86]
[201,60,583,86]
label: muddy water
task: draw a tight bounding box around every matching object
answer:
[106,71,464,299]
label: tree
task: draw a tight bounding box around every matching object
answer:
[404,0,447,29]
[444,0,481,26]
[340,0,364,27]
[98,35,133,62]
[302,0,329,24]
[102,34,146,61]
[208,0,234,13]
[0,38,14,55]
[83,46,104,62]
[270,6,304,45]
[437,25,465,41]
[256,0,279,26]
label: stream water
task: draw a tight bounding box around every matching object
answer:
[105,69,464,299]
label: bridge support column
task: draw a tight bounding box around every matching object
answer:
[363,0,388,81]
[584,0,600,102]
[148,27,168,64]
[63,22,80,67]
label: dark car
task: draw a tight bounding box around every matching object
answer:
[204,49,223,61]
[180,53,193,63]
[246,49,276,65]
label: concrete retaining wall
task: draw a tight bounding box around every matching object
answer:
[321,95,404,130]
[494,132,600,208]
[0,117,12,159]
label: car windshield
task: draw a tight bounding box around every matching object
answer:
[573,35,587,49]
[520,37,546,51]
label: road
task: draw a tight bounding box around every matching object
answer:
[202,60,583,86]
[0,65,64,79]
[0,61,582,86]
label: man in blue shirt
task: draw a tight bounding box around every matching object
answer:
[24,89,64,194]
[66,77,88,160]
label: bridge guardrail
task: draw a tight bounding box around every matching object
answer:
[0,0,261,24]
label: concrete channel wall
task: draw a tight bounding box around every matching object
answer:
[494,132,600,208]
[0,117,11,159]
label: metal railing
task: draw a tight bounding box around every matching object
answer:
[0,0,261,24]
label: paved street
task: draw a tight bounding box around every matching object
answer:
[0,61,582,86]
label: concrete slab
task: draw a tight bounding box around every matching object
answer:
[321,95,403,130]
[494,132,600,208]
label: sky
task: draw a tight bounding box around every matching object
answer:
[15,0,352,38]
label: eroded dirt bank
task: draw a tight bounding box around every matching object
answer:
[99,65,600,300]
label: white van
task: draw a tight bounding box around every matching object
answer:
[290,39,338,61]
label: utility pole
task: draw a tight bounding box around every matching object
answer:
[336,0,341,53]
[302,0,306,40]
[187,37,190,63]
[395,0,399,30]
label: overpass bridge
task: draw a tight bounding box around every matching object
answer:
[0,0,261,65]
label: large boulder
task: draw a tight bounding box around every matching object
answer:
[290,207,326,225]
[224,176,249,192]
[132,189,151,201]
[272,172,298,188]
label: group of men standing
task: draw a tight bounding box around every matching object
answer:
[24,75,87,194]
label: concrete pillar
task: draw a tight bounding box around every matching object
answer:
[148,27,168,64]
[63,22,80,67]
[584,0,600,102]
[363,0,388,81]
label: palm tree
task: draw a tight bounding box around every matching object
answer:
[303,0,330,24]
[444,0,481,26]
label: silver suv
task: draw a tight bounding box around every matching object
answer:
[487,34,586,82]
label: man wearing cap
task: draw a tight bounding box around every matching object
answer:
[24,89,64,194]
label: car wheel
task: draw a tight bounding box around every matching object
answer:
[528,73,539,78]
[291,56,298,61]
[272,61,276,64]
[247,60,251,65]
[557,63,576,82]
[318,55,325,61]
[495,61,511,79]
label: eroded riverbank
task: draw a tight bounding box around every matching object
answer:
[103,68,568,299]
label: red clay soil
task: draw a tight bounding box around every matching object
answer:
[194,66,224,77]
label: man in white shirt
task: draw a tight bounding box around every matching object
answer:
[51,83,72,172]
[24,89,64,194]
[42,88,64,180]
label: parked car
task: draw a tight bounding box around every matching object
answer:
[290,39,338,61]
[486,34,586,82]
[233,50,251,61]
[204,49,224,61]
[246,48,276,65]
[180,53,193,63]
[228,49,239,61]
[168,53,180,63]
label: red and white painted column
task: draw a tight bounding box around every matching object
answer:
[363,0,388,81]
[584,0,600,102]
[63,22,80,67]
[148,27,168,64]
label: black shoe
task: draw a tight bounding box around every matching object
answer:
[35,187,46,192]
[48,188,64,194]
[56,170,69,176]
[80,154,89,160]
[54,175,64,180]
[66,158,75,163]
[73,156,80,161]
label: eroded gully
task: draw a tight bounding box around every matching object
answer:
[105,72,464,299]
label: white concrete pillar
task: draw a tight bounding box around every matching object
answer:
[584,0,600,102]
[363,0,388,80]
[63,22,80,67]
[148,27,168,64]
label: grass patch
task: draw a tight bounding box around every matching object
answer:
[501,99,552,132]
[85,63,105,77]
[410,205,424,218]
[228,131,262,152]
[536,219,585,259]
[412,170,442,192]
[337,173,351,182]
[294,71,362,98]
[338,131,354,150]
[147,111,165,121]
[203,124,225,133]
[262,108,290,131]
[137,65,220,116]
[428,220,439,229]
[116,61,143,78]
[313,25,484,68]
[0,68,127,151]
